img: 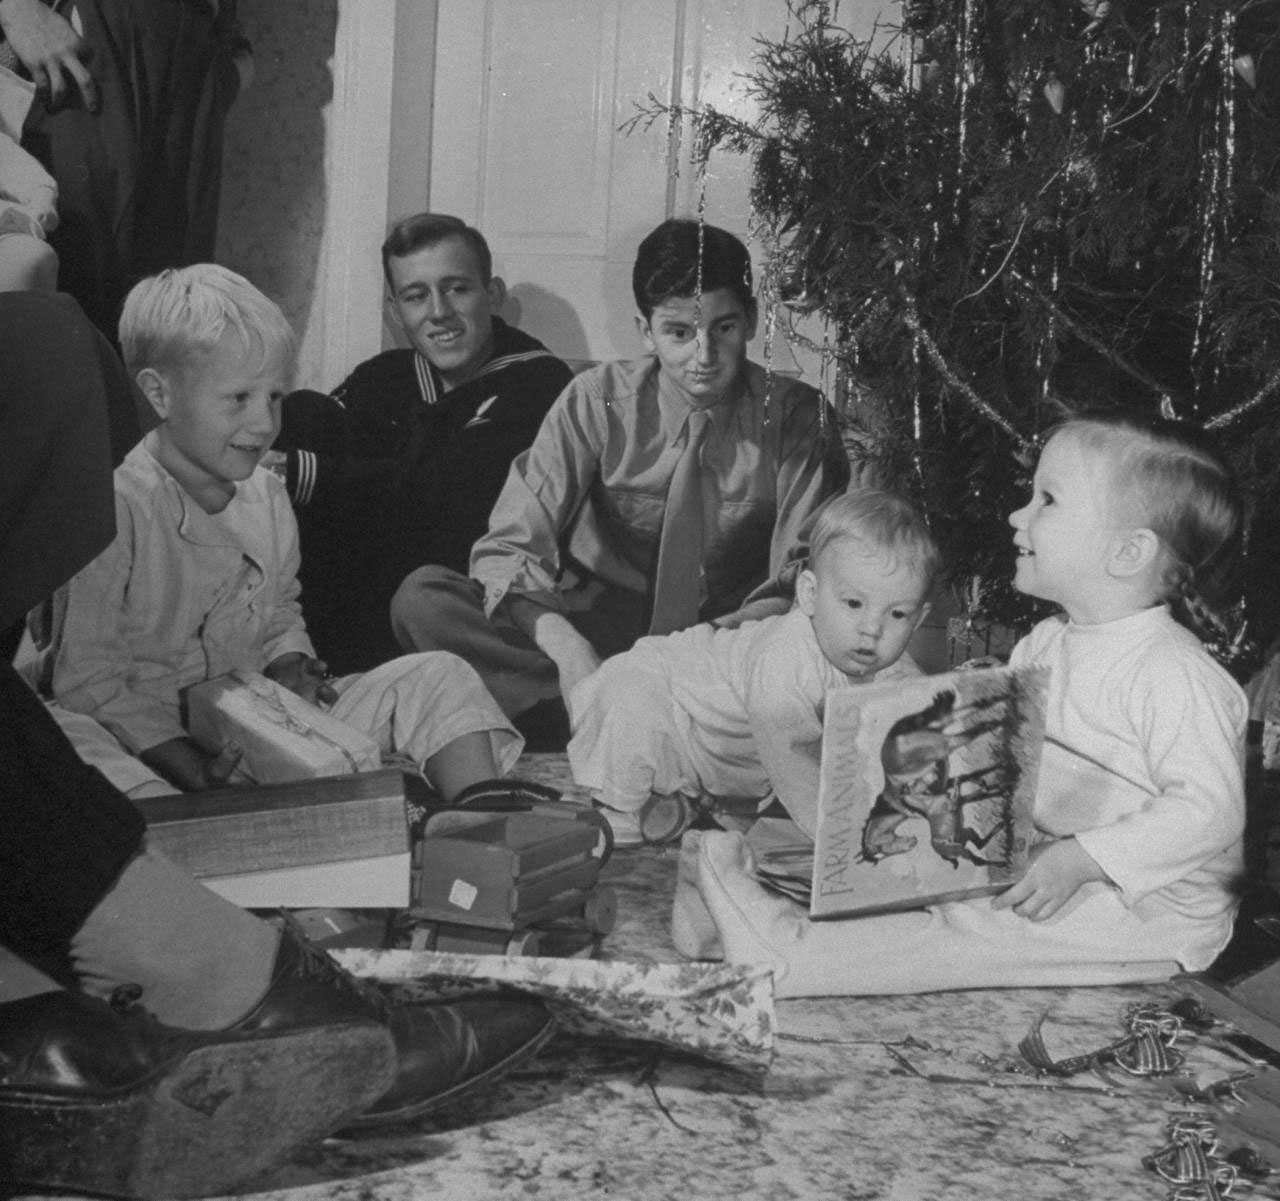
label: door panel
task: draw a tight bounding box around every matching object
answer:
[429,0,879,367]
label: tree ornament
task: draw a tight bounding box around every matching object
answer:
[1233,53,1258,89]
[1077,0,1112,38]
[1063,152,1098,192]
[1043,72,1066,114]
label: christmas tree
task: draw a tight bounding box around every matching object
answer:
[631,0,1280,670]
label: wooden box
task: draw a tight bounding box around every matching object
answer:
[136,768,416,908]
[415,812,602,928]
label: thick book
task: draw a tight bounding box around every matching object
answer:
[134,768,415,907]
[752,664,1048,919]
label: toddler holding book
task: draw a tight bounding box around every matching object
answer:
[25,264,523,801]
[568,489,937,844]
[677,411,1248,995]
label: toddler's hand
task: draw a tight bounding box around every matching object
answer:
[992,837,1109,922]
[266,652,338,707]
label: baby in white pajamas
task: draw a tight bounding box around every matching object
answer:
[569,489,938,843]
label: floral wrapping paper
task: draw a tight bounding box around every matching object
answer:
[334,948,776,1074]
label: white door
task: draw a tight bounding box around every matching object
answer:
[427,0,879,370]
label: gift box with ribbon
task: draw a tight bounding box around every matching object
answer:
[186,670,381,785]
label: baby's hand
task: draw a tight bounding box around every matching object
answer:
[266,653,338,707]
[992,837,1109,922]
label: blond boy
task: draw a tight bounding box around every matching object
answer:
[27,264,523,801]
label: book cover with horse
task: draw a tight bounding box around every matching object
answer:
[808,665,1048,919]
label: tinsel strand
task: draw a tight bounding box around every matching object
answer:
[899,294,1031,453]
[1205,364,1280,432]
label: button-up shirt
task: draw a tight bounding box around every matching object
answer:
[472,355,848,626]
[29,436,313,754]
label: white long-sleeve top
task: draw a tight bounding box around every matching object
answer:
[1010,606,1246,929]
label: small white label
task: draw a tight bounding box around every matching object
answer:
[448,879,478,911]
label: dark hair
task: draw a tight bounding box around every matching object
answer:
[631,219,754,318]
[381,213,493,285]
[1051,410,1244,638]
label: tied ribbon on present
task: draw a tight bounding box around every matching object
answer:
[1019,1002,1186,1077]
[1143,1116,1239,1201]
[237,671,364,777]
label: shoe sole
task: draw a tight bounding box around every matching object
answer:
[344,1010,556,1129]
[5,1024,395,1199]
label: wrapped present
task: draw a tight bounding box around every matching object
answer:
[185,670,380,785]
[336,947,775,1074]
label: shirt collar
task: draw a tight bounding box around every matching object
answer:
[653,361,746,439]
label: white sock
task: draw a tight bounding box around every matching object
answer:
[670,831,723,960]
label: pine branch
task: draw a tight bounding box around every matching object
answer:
[618,0,1280,644]
[1010,271,1184,412]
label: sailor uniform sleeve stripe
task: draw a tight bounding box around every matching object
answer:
[415,354,441,406]
[293,448,317,506]
[477,348,556,376]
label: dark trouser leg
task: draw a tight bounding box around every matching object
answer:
[390,565,560,718]
[69,843,281,1029]
[23,0,236,341]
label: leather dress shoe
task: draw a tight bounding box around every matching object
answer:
[0,989,394,1199]
[228,919,556,1127]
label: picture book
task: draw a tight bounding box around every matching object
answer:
[756,664,1048,919]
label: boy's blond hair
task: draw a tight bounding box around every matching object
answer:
[808,489,941,596]
[118,263,296,380]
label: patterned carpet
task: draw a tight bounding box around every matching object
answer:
[237,755,1280,1201]
[23,754,1280,1201]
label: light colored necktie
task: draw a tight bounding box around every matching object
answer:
[648,408,712,635]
